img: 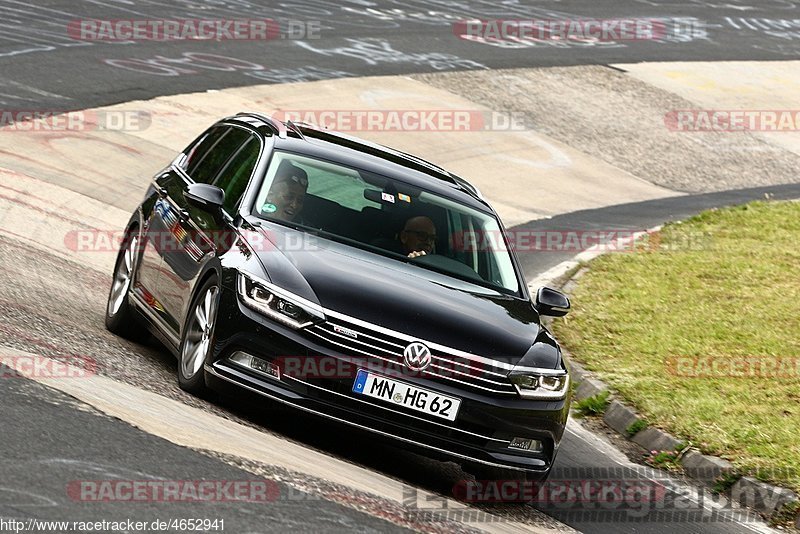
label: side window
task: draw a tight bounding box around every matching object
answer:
[213,136,261,214]
[185,127,251,184]
[183,127,225,177]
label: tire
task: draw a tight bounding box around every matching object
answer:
[177,276,220,395]
[105,227,147,340]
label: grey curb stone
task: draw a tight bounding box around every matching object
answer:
[565,357,591,385]
[603,400,641,436]
[558,267,588,295]
[731,477,797,515]
[681,450,734,484]
[631,427,682,452]
[574,377,608,401]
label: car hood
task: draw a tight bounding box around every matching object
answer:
[246,223,540,364]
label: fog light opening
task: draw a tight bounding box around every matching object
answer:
[229,351,281,381]
[508,437,543,453]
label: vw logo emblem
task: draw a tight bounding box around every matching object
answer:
[404,342,432,372]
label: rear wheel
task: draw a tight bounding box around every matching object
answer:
[105,228,146,340]
[178,277,219,395]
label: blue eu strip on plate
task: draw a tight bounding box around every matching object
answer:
[352,369,368,393]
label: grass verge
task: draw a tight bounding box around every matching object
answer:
[573,391,610,417]
[554,200,800,492]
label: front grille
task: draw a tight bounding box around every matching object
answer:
[306,316,518,396]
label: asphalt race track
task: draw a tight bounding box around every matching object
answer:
[1,1,798,533]
[1,0,800,111]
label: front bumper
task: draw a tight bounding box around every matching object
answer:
[206,287,570,474]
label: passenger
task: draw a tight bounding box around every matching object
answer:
[400,216,437,258]
[264,162,308,222]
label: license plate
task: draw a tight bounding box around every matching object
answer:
[352,369,461,421]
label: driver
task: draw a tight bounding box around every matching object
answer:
[400,216,437,258]
[263,162,308,222]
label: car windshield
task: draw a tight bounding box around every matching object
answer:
[252,150,520,294]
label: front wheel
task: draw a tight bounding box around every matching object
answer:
[105,228,146,340]
[178,277,219,395]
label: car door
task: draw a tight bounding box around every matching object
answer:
[134,169,176,313]
[133,126,227,338]
[157,125,262,340]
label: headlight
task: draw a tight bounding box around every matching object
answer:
[508,367,569,400]
[237,272,325,329]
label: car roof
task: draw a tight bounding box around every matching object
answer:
[226,113,493,214]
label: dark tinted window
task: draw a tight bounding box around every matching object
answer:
[213,136,261,214]
[183,127,225,176]
[186,127,251,184]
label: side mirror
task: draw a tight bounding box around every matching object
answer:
[535,287,570,317]
[184,183,224,213]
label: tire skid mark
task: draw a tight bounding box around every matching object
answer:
[0,323,88,363]
[0,192,102,231]
[0,181,116,222]
[0,232,110,287]
[0,296,102,334]
[0,145,126,189]
[0,228,72,258]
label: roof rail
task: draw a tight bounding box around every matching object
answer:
[235,112,287,138]
[284,119,306,140]
[450,175,484,201]
[392,149,449,176]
